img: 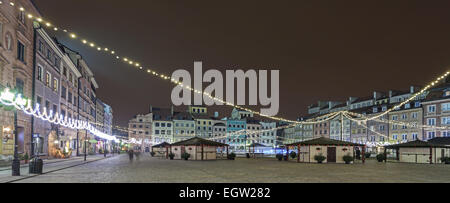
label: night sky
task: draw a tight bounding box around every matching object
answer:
[32,0,450,127]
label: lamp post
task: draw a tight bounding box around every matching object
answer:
[11,109,20,176]
[84,130,87,161]
[103,139,106,158]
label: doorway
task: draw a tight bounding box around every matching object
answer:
[327,147,336,163]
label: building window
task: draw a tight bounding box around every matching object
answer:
[46,72,51,87]
[401,114,407,119]
[18,10,26,24]
[428,105,436,113]
[17,41,25,62]
[53,78,58,92]
[38,40,43,52]
[37,65,43,81]
[412,133,418,140]
[15,78,24,94]
[36,96,42,109]
[427,131,435,139]
[427,118,436,126]
[68,92,72,103]
[442,103,450,111]
[442,117,450,125]
[414,102,421,107]
[402,134,408,140]
[61,86,66,99]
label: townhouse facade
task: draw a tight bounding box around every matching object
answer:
[151,106,174,144]
[212,120,226,143]
[172,112,195,143]
[0,1,114,164]
[33,26,63,157]
[388,102,423,143]
[260,121,277,147]
[0,0,41,163]
[128,113,152,151]
[246,119,261,144]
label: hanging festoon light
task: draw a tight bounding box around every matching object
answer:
[6,2,450,128]
[0,88,118,142]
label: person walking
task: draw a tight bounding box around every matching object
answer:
[128,149,134,161]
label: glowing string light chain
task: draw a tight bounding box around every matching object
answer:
[2,1,339,124]
[0,88,118,142]
[5,1,450,128]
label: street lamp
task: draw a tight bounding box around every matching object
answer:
[12,109,20,176]
[84,129,87,161]
[103,139,106,158]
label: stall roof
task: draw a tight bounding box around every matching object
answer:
[171,137,229,147]
[152,142,171,148]
[248,143,268,148]
[385,139,450,149]
[428,137,450,146]
[286,137,365,146]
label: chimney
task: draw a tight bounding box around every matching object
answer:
[410,86,415,94]
[214,112,219,118]
[150,105,153,113]
[389,90,393,98]
[171,105,174,116]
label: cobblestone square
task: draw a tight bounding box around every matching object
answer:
[11,154,450,183]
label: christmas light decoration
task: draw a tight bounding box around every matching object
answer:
[0,88,118,142]
[5,2,450,134]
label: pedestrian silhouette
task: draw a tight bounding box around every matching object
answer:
[128,149,134,161]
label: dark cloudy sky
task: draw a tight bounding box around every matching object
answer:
[33,0,450,126]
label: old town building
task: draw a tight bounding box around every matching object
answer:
[151,106,174,144]
[128,112,152,151]
[33,26,63,158]
[0,0,41,164]
[172,111,195,143]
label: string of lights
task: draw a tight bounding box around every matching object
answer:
[363,71,450,121]
[1,1,346,125]
[344,111,450,131]
[4,1,449,146]
[0,88,119,142]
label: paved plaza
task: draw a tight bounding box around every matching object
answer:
[5,154,450,183]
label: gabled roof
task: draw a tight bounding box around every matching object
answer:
[152,142,171,148]
[173,112,194,121]
[351,96,373,104]
[286,137,365,146]
[385,140,442,148]
[213,122,226,127]
[428,137,450,146]
[248,143,268,148]
[152,107,173,121]
[192,114,218,120]
[171,137,229,147]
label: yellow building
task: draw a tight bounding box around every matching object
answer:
[388,102,423,143]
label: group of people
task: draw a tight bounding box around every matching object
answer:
[127,149,142,161]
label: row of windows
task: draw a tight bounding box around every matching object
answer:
[154,130,172,135]
[427,103,450,113]
[132,124,150,129]
[391,112,419,120]
[35,95,75,120]
[315,130,328,135]
[37,65,59,92]
[155,122,172,127]
[175,123,194,127]
[175,130,195,135]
